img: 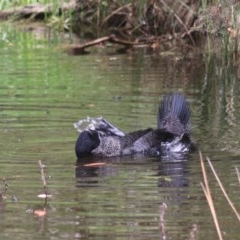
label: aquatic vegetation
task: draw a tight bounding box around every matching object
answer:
[26,160,51,218]
[200,152,240,239]
[0,178,17,202]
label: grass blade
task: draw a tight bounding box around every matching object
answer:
[199,152,223,240]
[206,157,240,222]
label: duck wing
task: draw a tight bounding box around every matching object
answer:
[95,118,125,137]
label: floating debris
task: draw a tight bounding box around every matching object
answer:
[37,194,52,199]
[34,209,46,217]
[83,162,107,167]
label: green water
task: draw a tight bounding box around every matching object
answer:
[0,23,239,240]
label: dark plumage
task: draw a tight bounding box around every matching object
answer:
[75,92,195,158]
[158,93,190,136]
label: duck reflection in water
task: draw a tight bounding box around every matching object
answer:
[75,92,196,159]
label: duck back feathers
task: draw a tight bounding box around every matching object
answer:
[92,128,153,157]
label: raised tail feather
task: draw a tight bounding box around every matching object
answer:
[158,93,190,136]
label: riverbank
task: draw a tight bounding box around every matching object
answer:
[0,0,239,54]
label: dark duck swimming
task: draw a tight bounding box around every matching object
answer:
[75,93,195,158]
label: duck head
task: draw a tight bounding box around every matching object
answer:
[75,118,126,159]
[75,130,100,158]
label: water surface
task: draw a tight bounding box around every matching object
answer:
[0,23,239,239]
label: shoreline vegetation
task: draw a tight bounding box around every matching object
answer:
[0,0,239,53]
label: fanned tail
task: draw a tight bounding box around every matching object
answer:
[158,93,190,136]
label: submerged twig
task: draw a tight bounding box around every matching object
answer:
[199,152,223,240]
[0,178,17,202]
[235,167,240,187]
[159,202,167,240]
[26,160,50,217]
[37,160,52,205]
[38,160,47,189]
[0,178,8,201]
[188,224,198,240]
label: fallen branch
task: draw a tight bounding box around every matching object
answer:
[109,34,139,46]
[67,34,141,54]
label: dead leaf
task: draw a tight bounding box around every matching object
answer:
[37,194,52,199]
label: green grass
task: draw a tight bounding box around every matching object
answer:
[0,0,72,11]
[0,0,61,9]
[0,0,73,31]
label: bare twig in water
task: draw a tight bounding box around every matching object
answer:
[235,167,240,187]
[199,151,223,240]
[3,178,8,192]
[0,178,17,202]
[206,157,240,222]
[159,202,167,240]
[38,160,47,189]
[188,224,198,240]
[37,160,52,205]
[0,178,8,201]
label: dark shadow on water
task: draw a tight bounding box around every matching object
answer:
[156,153,190,188]
[75,156,121,187]
[75,152,192,189]
[155,155,190,206]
